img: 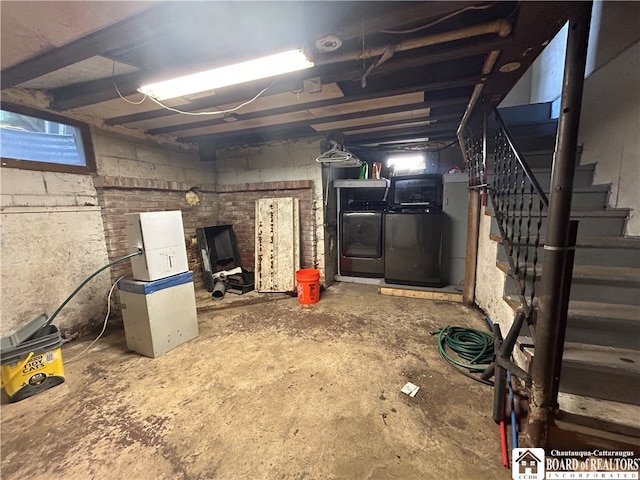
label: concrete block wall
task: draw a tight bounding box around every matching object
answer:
[91,128,220,290]
[92,128,216,185]
[0,168,111,338]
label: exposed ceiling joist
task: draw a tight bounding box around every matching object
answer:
[100,37,504,126]
[197,125,318,151]
[0,3,196,89]
[156,102,462,138]
[47,10,503,111]
[345,121,460,144]
[175,77,477,142]
[180,109,462,142]
[330,112,462,134]
[325,1,481,42]
[1,1,578,151]
[147,99,430,135]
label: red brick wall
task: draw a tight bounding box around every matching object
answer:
[95,176,218,290]
[216,180,316,270]
[95,177,316,293]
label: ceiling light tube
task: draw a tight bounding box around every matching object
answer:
[138,49,314,100]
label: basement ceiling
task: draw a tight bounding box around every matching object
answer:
[0,1,577,154]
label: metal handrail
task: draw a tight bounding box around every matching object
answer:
[493,108,550,209]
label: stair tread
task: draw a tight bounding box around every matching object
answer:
[522,341,640,372]
[558,392,640,438]
[568,301,640,322]
[514,148,555,155]
[485,207,630,217]
[496,261,640,284]
[485,185,609,193]
[490,233,640,249]
[562,342,640,371]
[569,184,610,192]
[572,264,640,284]
[506,296,640,324]
[530,163,596,173]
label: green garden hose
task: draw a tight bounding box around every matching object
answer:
[37,249,143,334]
[432,325,495,386]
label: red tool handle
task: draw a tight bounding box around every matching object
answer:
[500,418,509,468]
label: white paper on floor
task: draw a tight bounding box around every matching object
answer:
[401,382,420,397]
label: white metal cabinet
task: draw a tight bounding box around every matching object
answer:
[119,271,198,358]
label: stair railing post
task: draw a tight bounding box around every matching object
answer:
[527,2,592,448]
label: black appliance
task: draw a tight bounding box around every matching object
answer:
[388,173,443,210]
[340,209,385,277]
[196,224,254,293]
[385,174,444,287]
[335,180,388,278]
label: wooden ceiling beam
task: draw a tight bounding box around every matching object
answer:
[52,25,501,112]
[147,95,464,136]
[182,115,460,151]
[343,121,460,144]
[480,1,575,107]
[150,101,429,136]
[327,1,482,42]
[176,109,462,142]
[197,126,320,151]
[125,96,466,135]
[0,3,199,90]
[333,112,462,134]
[176,77,477,142]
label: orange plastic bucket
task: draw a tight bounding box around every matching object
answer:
[296,269,320,305]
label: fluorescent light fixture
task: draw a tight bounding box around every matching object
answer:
[138,49,314,100]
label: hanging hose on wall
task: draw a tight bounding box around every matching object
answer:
[36,249,143,335]
[431,325,495,386]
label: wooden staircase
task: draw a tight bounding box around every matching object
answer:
[487,102,640,440]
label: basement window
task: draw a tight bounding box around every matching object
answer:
[0,104,95,174]
[386,153,426,175]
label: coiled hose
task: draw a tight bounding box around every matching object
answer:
[432,325,495,386]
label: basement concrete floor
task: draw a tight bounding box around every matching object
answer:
[1,283,510,480]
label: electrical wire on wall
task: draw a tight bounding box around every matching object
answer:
[112,59,277,117]
[39,250,143,333]
[147,81,275,116]
[65,276,125,363]
[113,61,147,105]
[379,2,500,34]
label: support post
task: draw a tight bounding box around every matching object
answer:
[463,108,487,305]
[527,2,592,448]
[463,189,481,305]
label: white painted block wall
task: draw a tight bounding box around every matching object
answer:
[0,169,111,337]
